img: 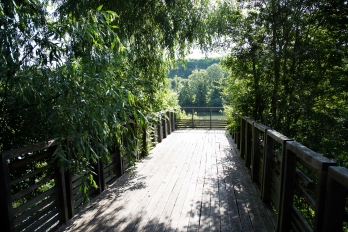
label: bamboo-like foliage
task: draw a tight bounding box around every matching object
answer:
[0,0,210,192]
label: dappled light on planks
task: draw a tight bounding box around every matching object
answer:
[58,130,275,232]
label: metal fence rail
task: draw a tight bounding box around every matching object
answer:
[175,107,227,129]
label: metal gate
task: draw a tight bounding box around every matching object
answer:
[175,107,227,129]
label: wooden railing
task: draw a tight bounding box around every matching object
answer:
[175,107,227,129]
[232,115,348,232]
[0,111,175,232]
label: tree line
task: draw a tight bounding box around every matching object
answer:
[168,63,227,108]
[167,58,220,78]
[209,0,348,166]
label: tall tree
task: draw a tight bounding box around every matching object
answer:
[189,69,209,107]
[0,0,211,188]
[212,0,348,165]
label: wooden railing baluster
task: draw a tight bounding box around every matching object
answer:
[171,111,176,131]
[162,113,168,139]
[245,118,254,168]
[4,112,348,231]
[235,124,240,150]
[278,146,297,232]
[0,110,175,231]
[0,153,15,231]
[323,166,348,231]
[239,116,247,158]
[152,124,158,145]
[234,114,347,232]
[157,114,163,143]
[166,111,171,135]
[114,145,124,178]
[141,126,147,157]
[251,123,269,185]
[64,166,75,219]
[93,160,105,194]
[54,163,69,224]
[210,109,212,129]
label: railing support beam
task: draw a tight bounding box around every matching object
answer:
[323,166,348,231]
[0,154,15,232]
[239,117,247,158]
[210,109,212,129]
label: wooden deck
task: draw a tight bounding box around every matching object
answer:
[57,130,275,232]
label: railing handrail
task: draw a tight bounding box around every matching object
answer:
[233,115,348,232]
[0,110,176,232]
[1,139,58,159]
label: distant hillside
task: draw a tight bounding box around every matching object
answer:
[168,58,221,78]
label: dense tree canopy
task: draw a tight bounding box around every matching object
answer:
[0,0,210,181]
[167,58,220,78]
[3,0,348,206]
[210,0,348,166]
[169,63,227,107]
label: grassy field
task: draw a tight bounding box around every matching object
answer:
[195,111,226,120]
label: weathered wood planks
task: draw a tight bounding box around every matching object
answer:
[57,130,276,232]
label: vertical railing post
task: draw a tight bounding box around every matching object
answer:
[251,125,260,181]
[278,146,297,232]
[141,125,147,157]
[210,109,212,129]
[261,130,274,202]
[251,123,270,185]
[131,122,139,160]
[0,154,15,231]
[166,111,171,135]
[115,145,124,177]
[239,117,247,157]
[171,111,176,131]
[262,130,292,207]
[54,161,69,224]
[152,124,158,145]
[92,160,105,194]
[279,141,335,231]
[158,115,163,143]
[63,145,75,219]
[162,113,167,139]
[236,115,240,150]
[192,109,194,129]
[233,114,236,141]
[313,162,337,232]
[64,168,74,219]
[245,118,254,168]
[234,125,237,145]
[233,120,236,139]
[323,166,348,231]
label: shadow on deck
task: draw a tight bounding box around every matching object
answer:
[57,129,276,232]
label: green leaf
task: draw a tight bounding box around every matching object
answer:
[106,11,118,17]
[97,5,103,11]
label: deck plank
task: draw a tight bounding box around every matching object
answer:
[163,134,202,232]
[127,136,194,231]
[57,130,275,232]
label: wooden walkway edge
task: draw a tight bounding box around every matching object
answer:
[57,130,276,232]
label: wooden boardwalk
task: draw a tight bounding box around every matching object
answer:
[57,130,275,232]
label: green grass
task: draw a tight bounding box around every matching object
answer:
[195,112,226,120]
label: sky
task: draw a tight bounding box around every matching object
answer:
[187,48,228,59]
